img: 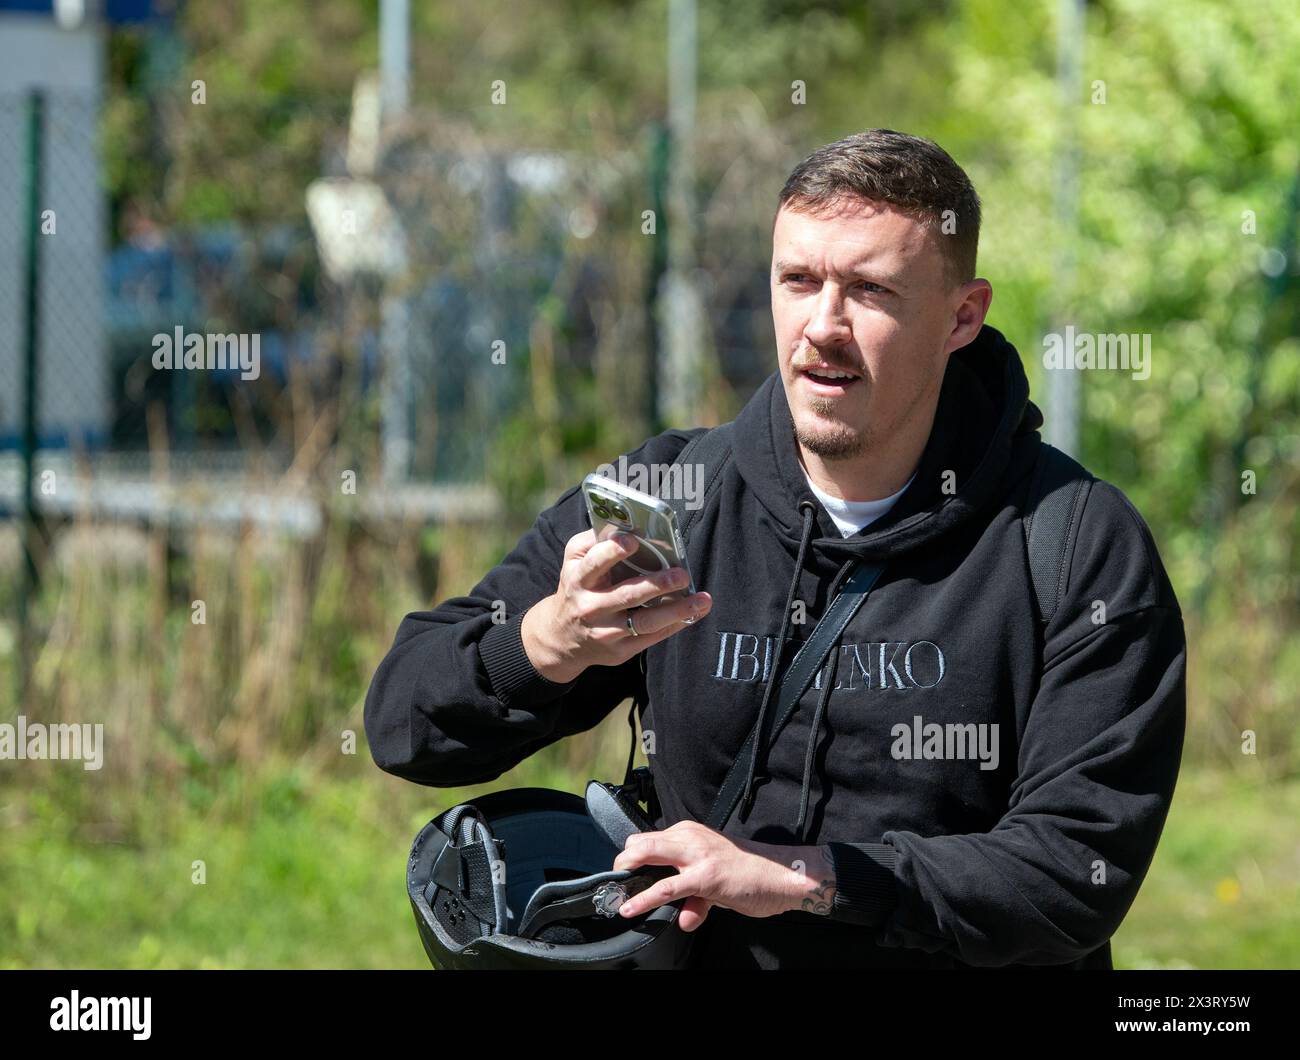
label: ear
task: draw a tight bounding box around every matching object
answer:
[942,279,993,357]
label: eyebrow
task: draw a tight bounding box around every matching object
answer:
[772,259,903,288]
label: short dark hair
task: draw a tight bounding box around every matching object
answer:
[776,129,981,286]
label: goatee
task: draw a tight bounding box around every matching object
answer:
[792,414,867,460]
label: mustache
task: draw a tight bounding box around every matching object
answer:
[790,354,862,374]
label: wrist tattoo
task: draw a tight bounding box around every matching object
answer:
[799,845,838,916]
[801,876,837,915]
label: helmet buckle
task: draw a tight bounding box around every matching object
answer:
[620,765,654,808]
[592,881,630,917]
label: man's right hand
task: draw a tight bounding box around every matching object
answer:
[520,529,713,685]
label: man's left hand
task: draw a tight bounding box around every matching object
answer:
[611,822,835,931]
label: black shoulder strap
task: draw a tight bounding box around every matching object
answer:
[703,560,884,833]
[1022,442,1094,625]
[660,422,735,545]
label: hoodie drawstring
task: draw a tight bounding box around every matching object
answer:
[791,564,852,840]
[738,499,818,818]
[738,499,860,842]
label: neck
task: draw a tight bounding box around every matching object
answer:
[797,394,939,502]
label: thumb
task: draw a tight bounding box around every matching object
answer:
[677,896,713,933]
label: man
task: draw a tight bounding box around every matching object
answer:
[364,130,1186,969]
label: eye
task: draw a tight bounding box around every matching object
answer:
[855,280,887,294]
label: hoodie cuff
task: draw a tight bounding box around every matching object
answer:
[477,605,578,708]
[825,841,900,926]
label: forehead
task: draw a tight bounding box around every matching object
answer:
[772,199,939,277]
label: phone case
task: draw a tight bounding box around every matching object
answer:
[581,473,695,608]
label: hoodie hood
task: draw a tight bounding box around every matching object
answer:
[731,323,1041,563]
[727,324,1042,834]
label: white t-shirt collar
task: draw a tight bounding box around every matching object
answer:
[800,467,916,538]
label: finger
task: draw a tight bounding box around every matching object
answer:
[605,612,690,656]
[617,872,693,919]
[561,528,599,561]
[573,533,639,589]
[612,833,688,873]
[585,593,694,647]
[621,590,712,635]
[600,566,692,612]
[580,598,672,644]
[677,896,712,933]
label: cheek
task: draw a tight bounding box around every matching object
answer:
[859,338,941,412]
[773,320,805,368]
[855,318,912,381]
[772,302,800,338]
[855,309,907,346]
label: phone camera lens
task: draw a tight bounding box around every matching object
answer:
[612,504,629,522]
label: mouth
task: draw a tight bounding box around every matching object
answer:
[794,363,862,396]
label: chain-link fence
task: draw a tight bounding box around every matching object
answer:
[0,73,798,730]
[1,83,796,507]
[1,90,109,456]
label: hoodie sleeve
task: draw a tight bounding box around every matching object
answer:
[363,429,697,788]
[825,480,1187,967]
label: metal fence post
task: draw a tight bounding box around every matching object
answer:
[1047,0,1085,458]
[18,88,46,707]
[645,120,670,436]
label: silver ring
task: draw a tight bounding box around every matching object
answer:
[626,611,640,637]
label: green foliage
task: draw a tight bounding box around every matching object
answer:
[486,367,607,524]
[938,0,1300,613]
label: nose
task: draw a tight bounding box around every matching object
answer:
[802,285,852,349]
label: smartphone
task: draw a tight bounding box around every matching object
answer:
[580,473,696,608]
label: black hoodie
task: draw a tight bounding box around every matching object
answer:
[364,324,1187,970]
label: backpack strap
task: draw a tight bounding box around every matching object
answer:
[1022,442,1094,625]
[660,422,736,546]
